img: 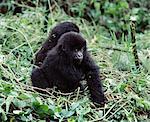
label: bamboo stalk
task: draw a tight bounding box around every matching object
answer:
[130,19,140,69]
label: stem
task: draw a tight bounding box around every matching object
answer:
[130,21,140,69]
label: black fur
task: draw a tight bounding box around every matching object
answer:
[34,22,80,66]
[31,32,105,105]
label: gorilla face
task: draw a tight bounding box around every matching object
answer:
[58,32,86,64]
[73,48,84,64]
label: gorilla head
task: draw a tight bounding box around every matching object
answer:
[50,22,80,43]
[57,32,86,64]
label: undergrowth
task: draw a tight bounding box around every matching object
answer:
[0,4,150,122]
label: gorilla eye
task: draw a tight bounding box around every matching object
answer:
[75,49,78,52]
[52,34,56,38]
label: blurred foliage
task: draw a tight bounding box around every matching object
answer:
[57,0,150,36]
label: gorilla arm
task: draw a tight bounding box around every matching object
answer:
[82,53,105,105]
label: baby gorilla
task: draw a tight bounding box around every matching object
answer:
[34,22,79,67]
[31,32,105,105]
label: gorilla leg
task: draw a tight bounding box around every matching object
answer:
[31,68,52,89]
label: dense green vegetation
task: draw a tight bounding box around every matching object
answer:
[0,0,150,121]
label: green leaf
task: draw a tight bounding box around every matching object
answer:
[13,98,28,108]
[71,102,80,111]
[0,107,7,121]
[76,106,90,115]
[5,96,14,113]
[18,93,32,100]
[13,110,23,114]
[0,98,4,105]
[32,102,53,118]
[61,109,75,118]
[68,116,76,122]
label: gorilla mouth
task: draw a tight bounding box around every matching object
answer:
[74,58,82,65]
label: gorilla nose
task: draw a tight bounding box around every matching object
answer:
[77,52,83,59]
